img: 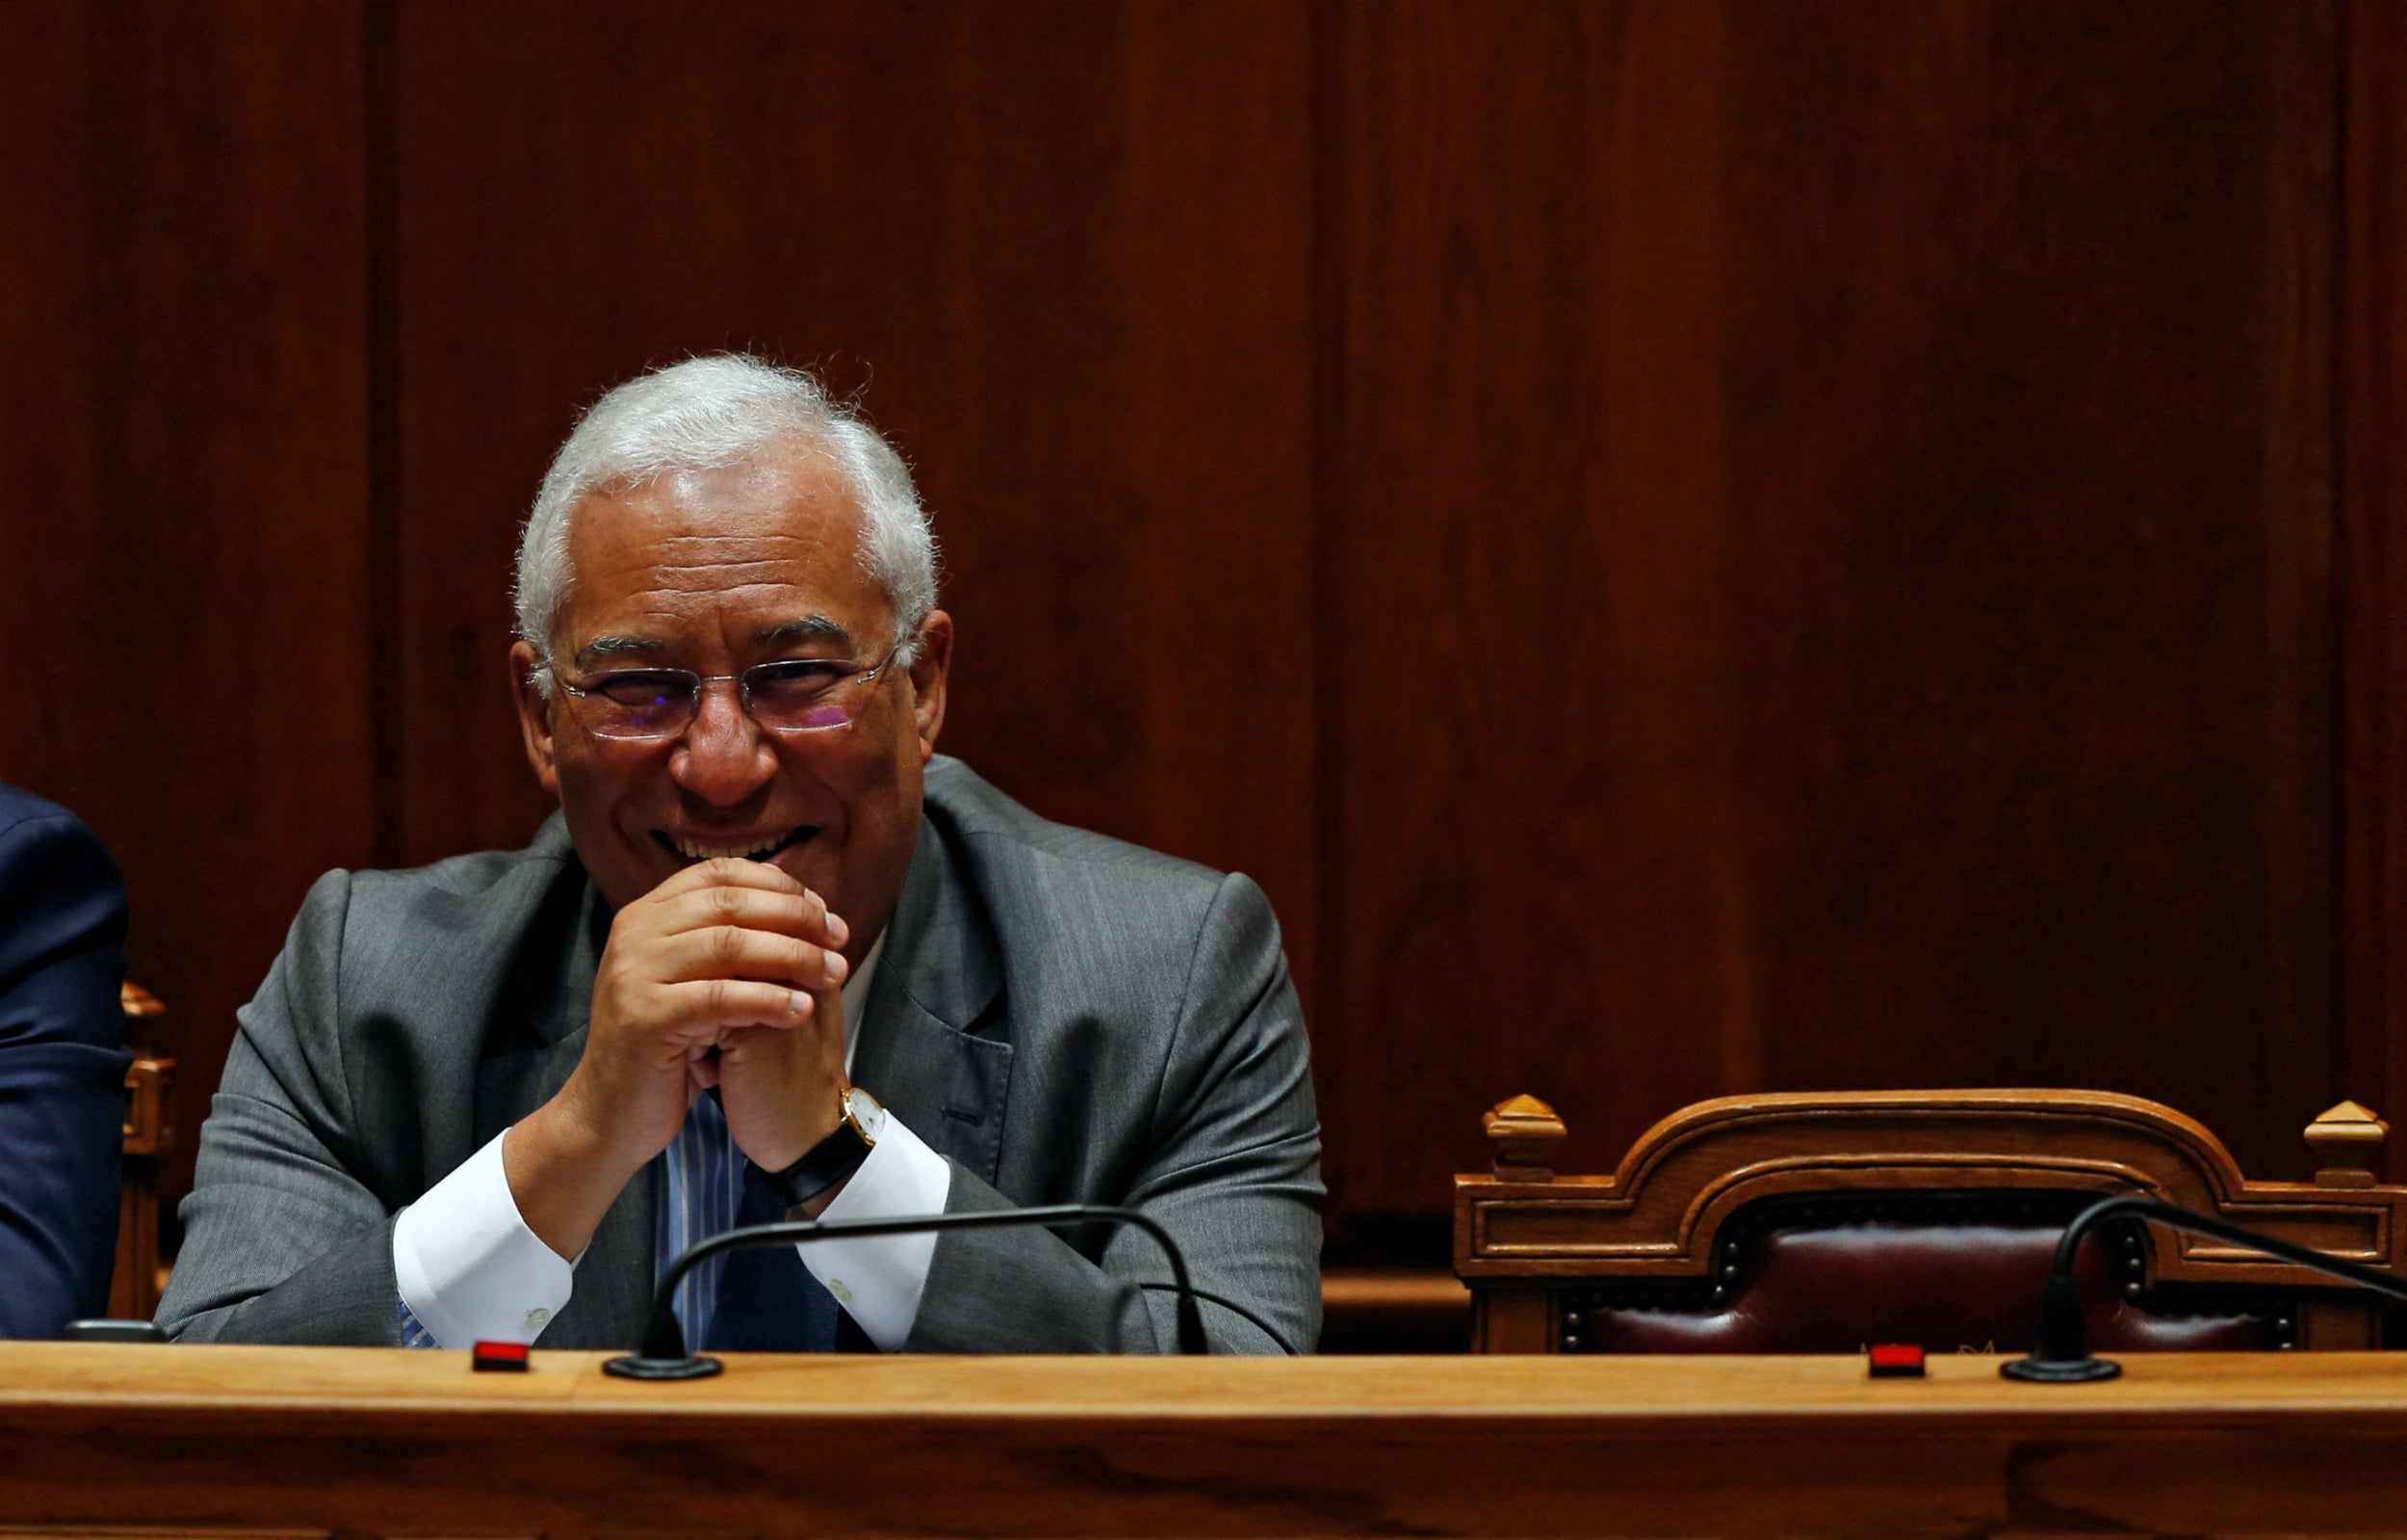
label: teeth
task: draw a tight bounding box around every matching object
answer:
[673,829,795,861]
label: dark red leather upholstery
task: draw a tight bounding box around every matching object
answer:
[1568,1201,2290,1354]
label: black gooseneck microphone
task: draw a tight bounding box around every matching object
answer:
[2002,1194,2407,1382]
[605,1203,1210,1378]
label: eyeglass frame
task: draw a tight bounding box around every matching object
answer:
[554,635,910,740]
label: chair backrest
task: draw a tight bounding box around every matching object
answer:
[109,982,174,1321]
[1455,1090,2406,1353]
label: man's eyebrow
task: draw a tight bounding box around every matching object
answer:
[574,634,668,666]
[756,616,852,651]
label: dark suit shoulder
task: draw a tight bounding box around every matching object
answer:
[0,783,89,839]
[0,785,124,901]
[275,815,586,1022]
[918,757,1279,1030]
[923,757,1229,899]
[0,783,128,985]
[342,815,579,906]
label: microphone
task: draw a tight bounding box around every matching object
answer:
[2003,1194,2407,1381]
[605,1203,1210,1378]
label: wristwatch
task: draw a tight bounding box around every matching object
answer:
[757,1085,885,1210]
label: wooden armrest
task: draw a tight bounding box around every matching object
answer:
[122,1057,174,1157]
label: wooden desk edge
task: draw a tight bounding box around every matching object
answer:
[6,1344,2407,1425]
[5,1348,2407,1538]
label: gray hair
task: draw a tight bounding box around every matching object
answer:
[514,353,938,693]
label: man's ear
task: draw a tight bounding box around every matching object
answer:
[906,610,953,765]
[509,641,563,795]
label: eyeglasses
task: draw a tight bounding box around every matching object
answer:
[556,640,904,740]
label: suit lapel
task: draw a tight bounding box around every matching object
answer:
[849,813,1014,1185]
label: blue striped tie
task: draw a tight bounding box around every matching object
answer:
[704,1161,842,1351]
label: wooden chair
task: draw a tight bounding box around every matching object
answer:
[108,982,174,1320]
[1455,1090,2407,1354]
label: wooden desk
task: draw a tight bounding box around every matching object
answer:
[1,1345,2404,1537]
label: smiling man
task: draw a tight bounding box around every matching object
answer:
[158,356,1323,1353]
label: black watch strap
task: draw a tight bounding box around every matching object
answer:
[756,1093,876,1209]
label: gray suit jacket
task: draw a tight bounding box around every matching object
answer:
[158,758,1322,1352]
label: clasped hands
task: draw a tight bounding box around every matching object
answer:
[505,859,853,1261]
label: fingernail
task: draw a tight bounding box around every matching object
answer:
[789,990,812,1016]
[829,912,851,947]
[824,951,848,985]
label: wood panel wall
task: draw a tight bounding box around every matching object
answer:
[0,1,375,1218]
[1,1,2397,1256]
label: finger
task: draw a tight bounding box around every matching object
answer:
[641,856,808,907]
[661,977,815,1036]
[660,883,847,949]
[660,925,849,989]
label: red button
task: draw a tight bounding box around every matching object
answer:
[1868,1344,1926,1378]
[472,1340,531,1373]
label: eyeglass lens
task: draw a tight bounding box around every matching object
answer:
[580,659,866,737]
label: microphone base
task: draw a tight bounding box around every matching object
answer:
[603,1352,724,1380]
[2000,1353,2122,1382]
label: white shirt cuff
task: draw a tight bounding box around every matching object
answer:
[796,1110,950,1352]
[392,1127,577,1349]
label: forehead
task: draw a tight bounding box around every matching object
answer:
[558,445,889,645]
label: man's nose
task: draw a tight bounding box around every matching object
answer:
[670,679,776,803]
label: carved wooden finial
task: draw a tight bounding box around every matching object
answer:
[1486,1092,1566,1182]
[2306,1100,2388,1188]
[118,981,165,1019]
